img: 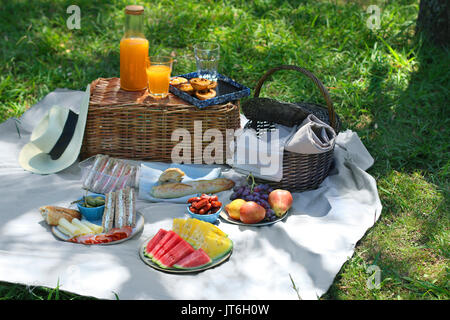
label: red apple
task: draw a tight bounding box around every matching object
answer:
[239,201,266,224]
[268,189,293,217]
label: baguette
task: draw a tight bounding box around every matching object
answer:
[150,178,235,199]
[40,206,81,226]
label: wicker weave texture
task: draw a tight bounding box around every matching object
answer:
[81,78,241,163]
[248,65,340,192]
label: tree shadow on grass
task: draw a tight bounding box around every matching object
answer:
[322,31,449,299]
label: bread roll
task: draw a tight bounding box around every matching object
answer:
[158,168,185,184]
[40,206,81,226]
[150,178,235,199]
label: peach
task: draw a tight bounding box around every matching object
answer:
[225,199,246,220]
[239,201,266,224]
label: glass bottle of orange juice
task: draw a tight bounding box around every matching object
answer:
[120,5,148,91]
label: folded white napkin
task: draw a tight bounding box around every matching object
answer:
[284,114,336,154]
[138,162,222,203]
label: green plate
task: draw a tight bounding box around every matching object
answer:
[139,234,233,274]
[219,209,289,226]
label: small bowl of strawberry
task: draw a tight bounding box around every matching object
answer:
[187,194,222,223]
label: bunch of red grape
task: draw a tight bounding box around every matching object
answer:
[230,183,276,222]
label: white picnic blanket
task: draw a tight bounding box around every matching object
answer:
[0,89,382,300]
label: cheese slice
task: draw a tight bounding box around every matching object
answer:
[58,218,81,237]
[57,225,75,238]
[81,220,103,234]
[71,218,94,235]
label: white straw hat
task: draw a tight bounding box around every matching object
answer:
[18,85,90,174]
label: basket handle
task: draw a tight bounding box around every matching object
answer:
[253,65,337,130]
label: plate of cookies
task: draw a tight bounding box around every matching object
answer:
[169,72,251,108]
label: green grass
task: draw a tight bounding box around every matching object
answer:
[0,280,97,300]
[0,0,449,300]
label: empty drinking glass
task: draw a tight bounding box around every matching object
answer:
[194,42,220,81]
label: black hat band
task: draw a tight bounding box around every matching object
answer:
[48,109,79,160]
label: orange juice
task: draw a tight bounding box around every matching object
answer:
[120,37,149,91]
[146,65,171,95]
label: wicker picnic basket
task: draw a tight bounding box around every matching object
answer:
[80,77,241,163]
[244,65,341,192]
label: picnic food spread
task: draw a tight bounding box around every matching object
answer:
[41,186,141,245]
[28,4,338,276]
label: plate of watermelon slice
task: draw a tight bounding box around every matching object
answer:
[139,218,233,273]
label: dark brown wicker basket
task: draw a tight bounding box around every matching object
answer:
[245,65,341,192]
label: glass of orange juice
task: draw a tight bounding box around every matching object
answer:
[146,56,173,99]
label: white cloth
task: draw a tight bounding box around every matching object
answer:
[231,124,296,182]
[285,114,336,154]
[0,89,382,300]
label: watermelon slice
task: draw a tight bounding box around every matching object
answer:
[173,248,212,269]
[152,232,183,262]
[157,239,195,268]
[144,229,168,257]
[147,230,176,258]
